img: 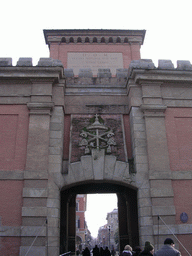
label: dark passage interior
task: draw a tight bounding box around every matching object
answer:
[60,182,139,255]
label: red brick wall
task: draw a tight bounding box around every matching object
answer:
[0,105,29,255]
[0,237,21,256]
[50,43,141,69]
[165,108,192,171]
[165,108,192,251]
[0,180,23,226]
[0,105,29,170]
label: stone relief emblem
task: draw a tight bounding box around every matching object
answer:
[79,114,116,154]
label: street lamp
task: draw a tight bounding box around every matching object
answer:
[85,231,87,247]
[108,225,111,249]
[103,236,105,248]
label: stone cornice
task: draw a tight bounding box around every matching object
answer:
[0,66,64,82]
[27,102,54,115]
[140,104,167,117]
[44,29,146,45]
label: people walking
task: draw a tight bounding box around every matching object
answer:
[83,247,91,256]
[103,246,111,256]
[153,238,181,256]
[93,245,100,256]
[122,245,133,256]
[139,241,154,256]
[132,246,142,256]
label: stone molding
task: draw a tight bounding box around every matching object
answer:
[140,104,167,117]
[0,170,24,180]
[153,223,192,235]
[44,29,146,45]
[149,171,192,180]
[27,102,54,115]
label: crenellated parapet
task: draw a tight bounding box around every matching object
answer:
[0,57,63,67]
[128,59,192,84]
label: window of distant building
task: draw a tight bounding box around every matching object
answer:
[76,217,80,228]
[76,201,79,211]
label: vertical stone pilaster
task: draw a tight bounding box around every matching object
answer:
[20,102,54,256]
[140,82,176,248]
[129,106,154,246]
[48,106,64,256]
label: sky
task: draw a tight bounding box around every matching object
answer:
[1,0,192,239]
[85,194,118,238]
[1,0,192,67]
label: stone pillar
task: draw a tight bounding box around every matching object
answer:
[48,106,64,256]
[140,83,175,248]
[118,193,129,253]
[129,106,153,246]
[20,76,55,256]
[20,102,53,256]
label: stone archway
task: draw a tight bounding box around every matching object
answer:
[60,182,139,255]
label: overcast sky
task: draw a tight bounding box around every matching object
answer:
[1,0,192,67]
[1,0,192,238]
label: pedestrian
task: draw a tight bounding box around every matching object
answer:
[83,247,91,256]
[153,238,181,256]
[132,246,142,256]
[103,246,111,256]
[111,246,116,256]
[139,241,154,256]
[93,245,100,256]
[122,245,133,256]
[100,247,104,256]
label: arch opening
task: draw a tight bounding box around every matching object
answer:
[60,182,139,255]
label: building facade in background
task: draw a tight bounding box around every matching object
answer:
[76,194,87,252]
[106,209,118,250]
[0,29,192,256]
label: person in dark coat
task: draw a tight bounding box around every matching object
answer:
[139,241,154,256]
[103,246,111,256]
[122,245,133,256]
[132,246,142,256]
[153,238,181,256]
[100,247,104,256]
[93,245,100,256]
[83,247,91,256]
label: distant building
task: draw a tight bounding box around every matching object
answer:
[98,225,109,248]
[106,209,118,249]
[76,194,87,251]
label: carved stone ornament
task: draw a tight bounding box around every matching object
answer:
[79,114,116,154]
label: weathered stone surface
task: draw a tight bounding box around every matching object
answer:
[37,58,63,67]
[22,207,47,217]
[17,58,33,66]
[116,68,128,78]
[21,226,46,236]
[129,59,155,70]
[97,68,112,78]
[0,58,12,66]
[20,246,46,256]
[23,188,47,198]
[64,68,74,77]
[0,170,23,180]
[78,68,93,77]
[158,59,174,69]
[152,206,176,216]
[177,60,192,70]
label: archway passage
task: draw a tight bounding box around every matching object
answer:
[60,182,139,255]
